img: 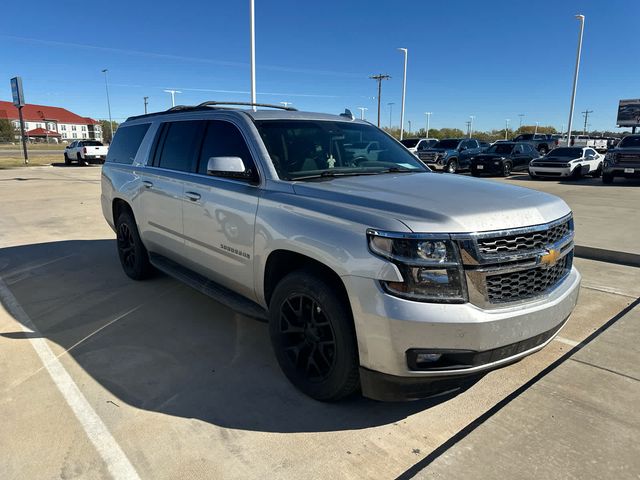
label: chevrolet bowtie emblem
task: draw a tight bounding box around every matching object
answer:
[540,249,560,267]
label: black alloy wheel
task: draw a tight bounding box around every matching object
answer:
[502,161,512,177]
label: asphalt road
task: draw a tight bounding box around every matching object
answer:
[0,166,637,479]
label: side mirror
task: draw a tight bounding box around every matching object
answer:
[207,156,247,176]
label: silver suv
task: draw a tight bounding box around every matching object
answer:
[101,102,581,402]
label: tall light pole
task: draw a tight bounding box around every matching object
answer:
[164,89,181,107]
[425,112,432,138]
[357,107,367,120]
[398,48,408,140]
[505,119,510,140]
[250,0,256,110]
[280,101,292,109]
[143,96,149,114]
[518,113,525,129]
[388,102,394,128]
[101,69,113,143]
[534,121,539,134]
[469,115,475,138]
[566,14,585,146]
[407,120,412,133]
[370,74,390,127]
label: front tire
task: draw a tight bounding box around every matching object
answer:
[115,211,154,280]
[446,159,458,174]
[502,161,512,177]
[269,271,359,401]
[64,153,71,166]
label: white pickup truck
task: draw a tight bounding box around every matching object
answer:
[64,140,109,165]
[571,135,607,152]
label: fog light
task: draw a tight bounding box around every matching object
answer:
[416,352,443,363]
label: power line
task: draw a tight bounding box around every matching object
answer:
[369,74,390,127]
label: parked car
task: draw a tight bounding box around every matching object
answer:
[528,147,603,179]
[101,101,580,402]
[602,134,640,184]
[571,135,607,152]
[417,138,484,173]
[400,138,438,154]
[512,134,558,155]
[64,140,109,165]
[470,142,539,177]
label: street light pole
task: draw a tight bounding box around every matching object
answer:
[505,119,510,140]
[535,121,539,134]
[469,115,475,138]
[407,120,411,133]
[250,0,256,111]
[566,14,585,146]
[388,102,394,128]
[143,96,149,114]
[163,89,182,107]
[101,69,113,143]
[518,114,524,129]
[398,48,408,140]
[357,107,367,120]
[425,112,432,138]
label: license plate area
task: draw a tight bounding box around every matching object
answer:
[624,168,635,173]
[476,165,484,170]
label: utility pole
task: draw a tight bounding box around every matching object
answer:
[566,14,585,146]
[370,74,390,128]
[469,115,475,137]
[143,96,149,114]
[387,102,394,128]
[518,114,525,129]
[582,109,593,135]
[407,120,411,133]
[425,112,432,138]
[164,89,181,107]
[101,69,113,143]
[250,0,256,110]
[357,107,367,120]
[505,119,510,140]
[398,48,408,140]
[465,120,471,137]
[535,121,539,134]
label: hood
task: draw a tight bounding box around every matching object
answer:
[292,172,570,233]
[473,153,508,162]
[537,156,577,162]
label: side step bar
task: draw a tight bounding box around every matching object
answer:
[149,253,268,321]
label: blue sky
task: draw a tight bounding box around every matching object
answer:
[1,0,637,132]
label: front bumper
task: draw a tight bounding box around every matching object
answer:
[471,162,502,175]
[604,163,640,177]
[343,266,581,400]
[529,166,573,177]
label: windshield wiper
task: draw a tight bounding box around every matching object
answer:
[377,167,419,174]
[290,170,380,181]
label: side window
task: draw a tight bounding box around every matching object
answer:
[525,144,535,154]
[586,149,596,157]
[197,120,257,180]
[106,123,151,165]
[156,121,203,172]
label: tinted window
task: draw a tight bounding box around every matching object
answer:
[547,148,583,158]
[433,139,461,149]
[487,144,515,154]
[619,136,640,148]
[83,140,103,146]
[586,149,597,156]
[197,121,256,178]
[524,144,535,154]
[156,121,202,172]
[400,139,420,148]
[107,124,150,164]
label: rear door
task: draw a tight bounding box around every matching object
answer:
[181,119,260,301]
[459,139,479,168]
[137,120,204,260]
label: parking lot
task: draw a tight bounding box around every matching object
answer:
[1,165,638,479]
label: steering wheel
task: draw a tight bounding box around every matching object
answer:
[352,156,368,166]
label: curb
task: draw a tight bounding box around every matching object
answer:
[575,245,640,268]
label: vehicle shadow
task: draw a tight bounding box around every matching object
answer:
[0,239,475,433]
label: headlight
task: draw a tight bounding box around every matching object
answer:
[367,231,467,303]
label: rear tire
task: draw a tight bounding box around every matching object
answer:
[76,153,85,166]
[115,210,154,280]
[602,172,614,184]
[269,271,359,401]
[539,146,549,155]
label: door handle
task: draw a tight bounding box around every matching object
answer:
[142,180,153,188]
[185,191,201,201]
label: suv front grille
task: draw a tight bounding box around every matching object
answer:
[485,253,571,304]
[419,152,437,162]
[477,219,570,256]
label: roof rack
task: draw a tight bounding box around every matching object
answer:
[126,100,298,121]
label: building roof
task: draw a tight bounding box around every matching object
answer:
[26,127,61,137]
[0,101,98,125]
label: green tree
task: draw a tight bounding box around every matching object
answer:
[99,119,119,143]
[0,119,17,142]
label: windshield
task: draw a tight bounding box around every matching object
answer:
[255,120,427,180]
[432,139,460,149]
[487,144,514,154]
[400,139,420,148]
[619,136,640,148]
[547,148,583,158]
[515,134,533,141]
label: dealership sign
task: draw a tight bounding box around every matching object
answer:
[616,99,640,127]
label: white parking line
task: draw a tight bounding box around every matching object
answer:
[0,277,141,480]
[554,336,580,347]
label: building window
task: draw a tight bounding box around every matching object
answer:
[60,125,66,131]
[72,125,77,131]
[72,133,77,138]
[81,126,87,131]
[36,123,43,129]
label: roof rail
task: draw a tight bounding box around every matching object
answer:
[195,101,298,111]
